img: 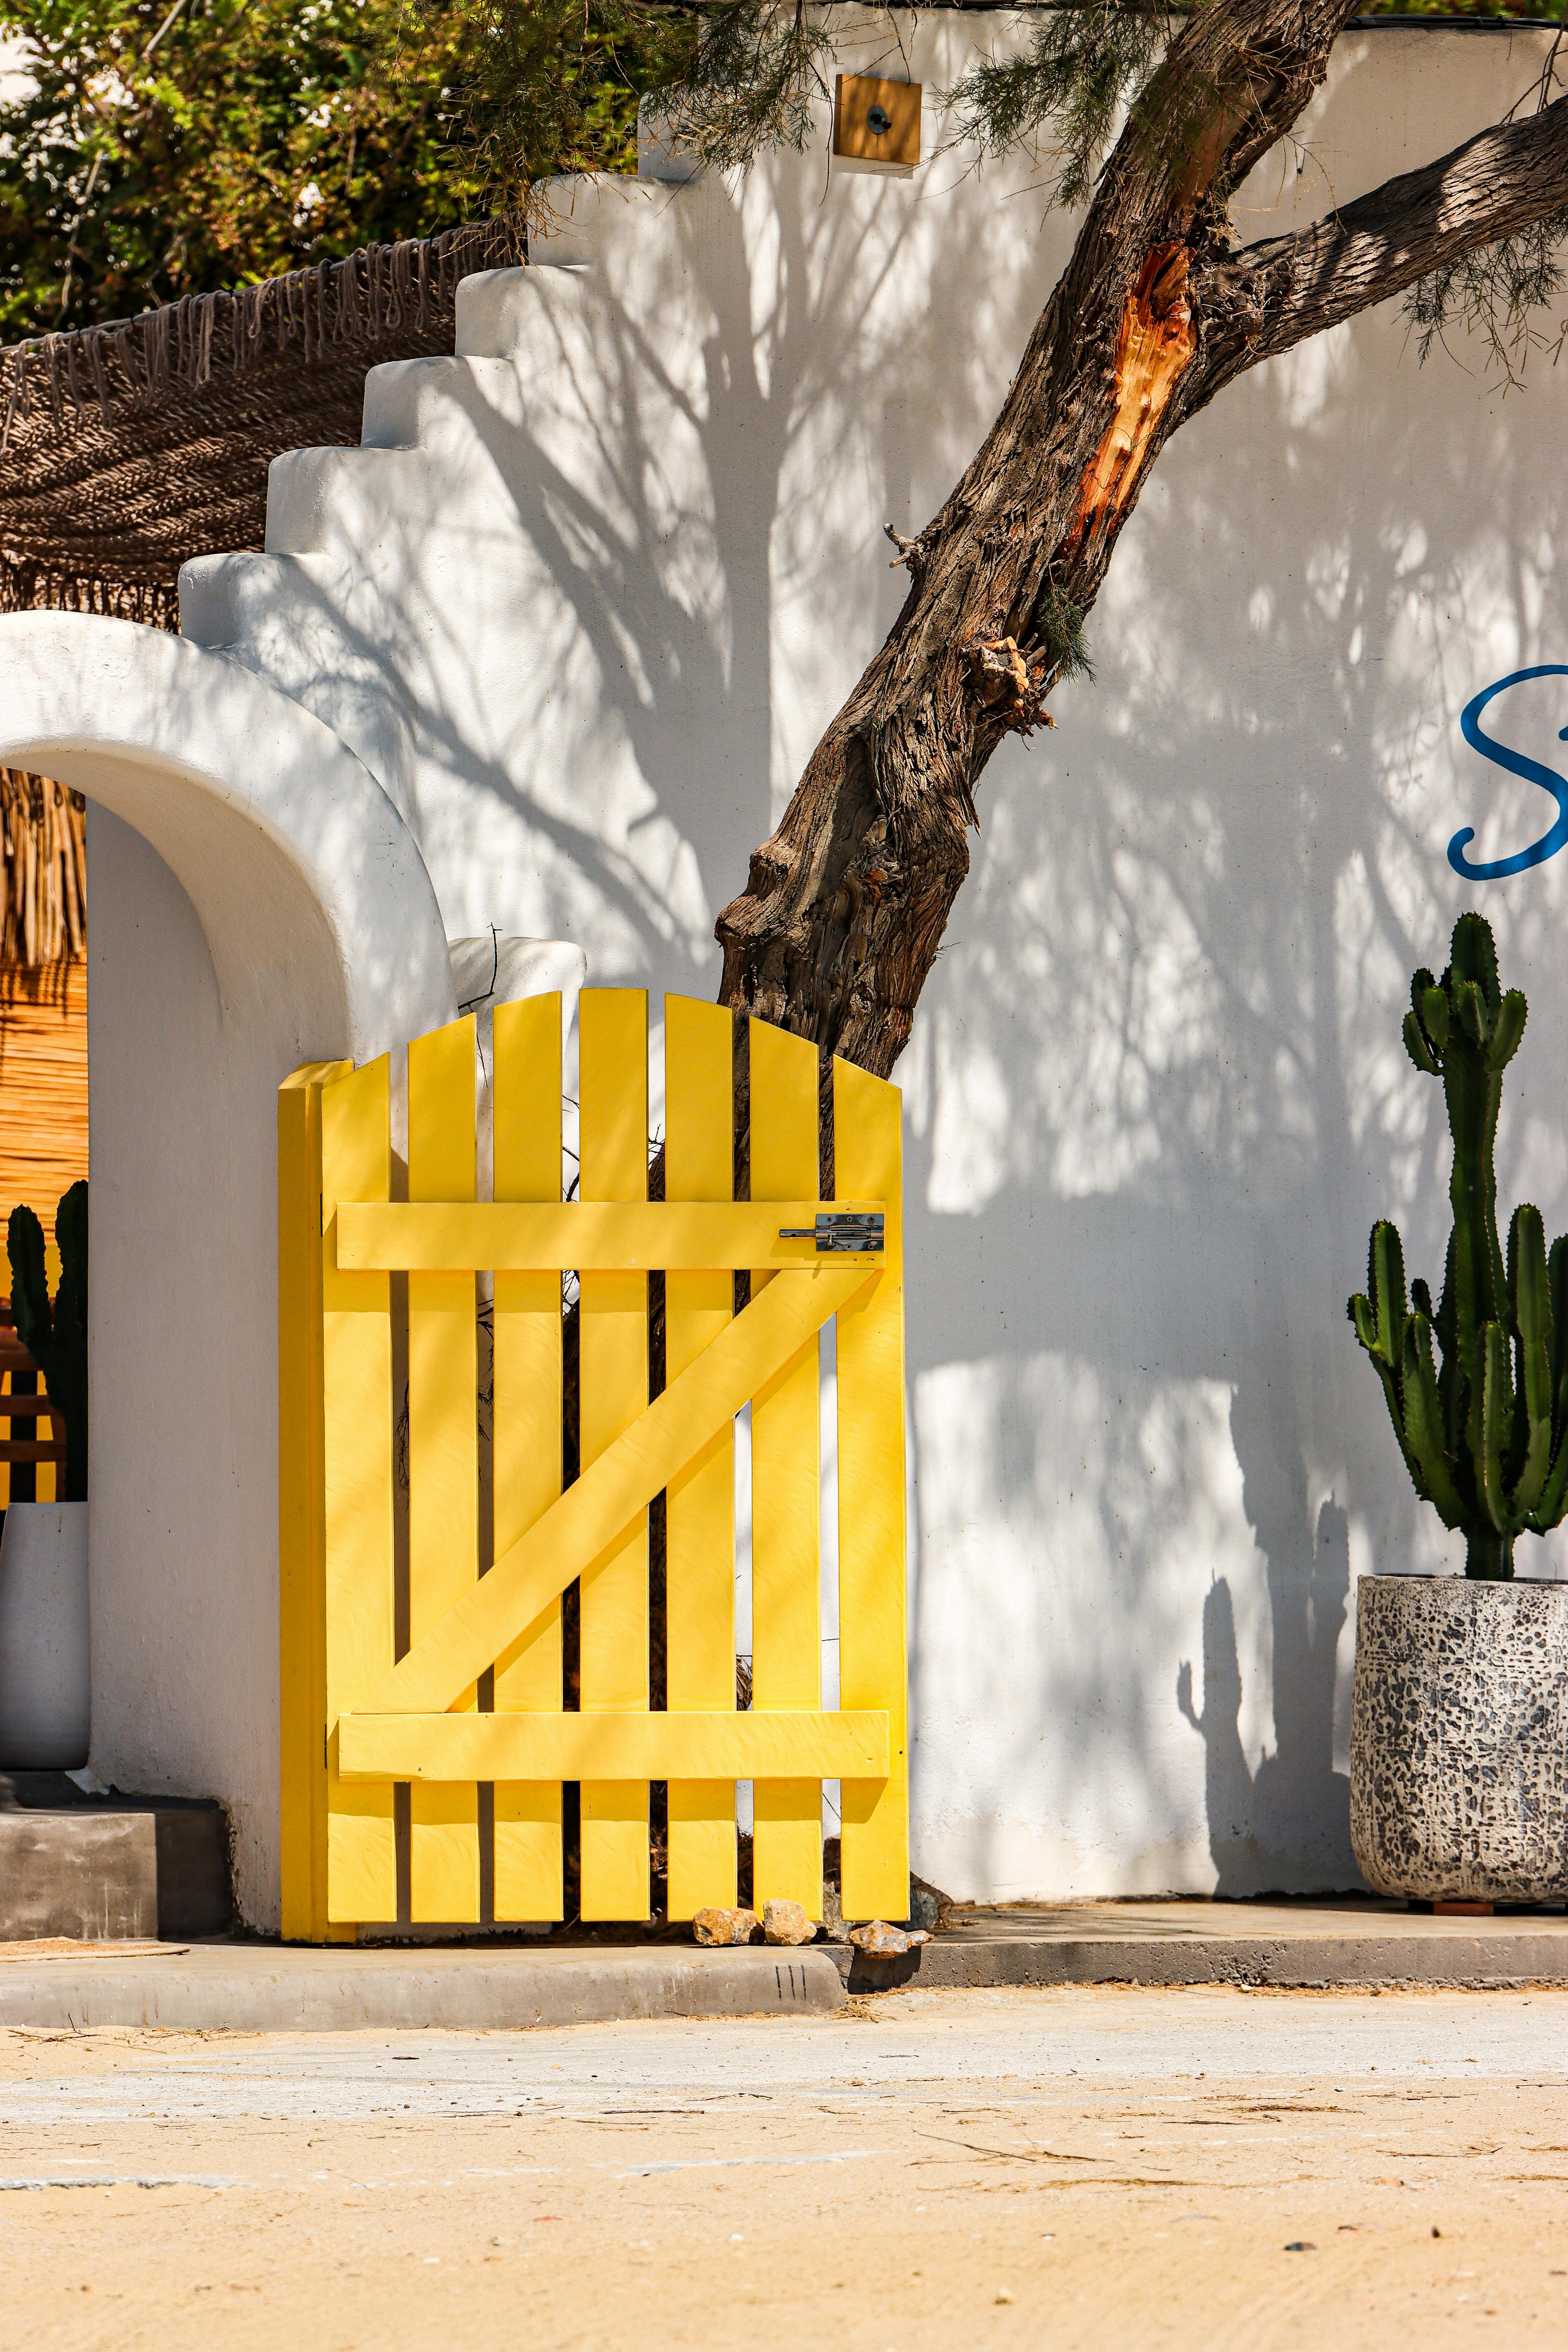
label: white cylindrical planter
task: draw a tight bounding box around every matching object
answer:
[1351,1572,1568,1904]
[0,1501,90,1770]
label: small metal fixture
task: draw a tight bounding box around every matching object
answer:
[778,1212,885,1254]
[866,103,892,135]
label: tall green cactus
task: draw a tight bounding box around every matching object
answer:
[1348,914,1568,1579]
[7,1180,88,1504]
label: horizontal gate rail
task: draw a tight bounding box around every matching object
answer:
[337,1709,891,1782]
[356,1259,872,1719]
[335,1200,884,1271]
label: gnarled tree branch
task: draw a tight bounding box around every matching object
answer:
[1203,92,1568,389]
[716,9,1568,1084]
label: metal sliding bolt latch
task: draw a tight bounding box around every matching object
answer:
[778,1212,886,1253]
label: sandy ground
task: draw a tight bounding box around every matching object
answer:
[2,1984,1568,2348]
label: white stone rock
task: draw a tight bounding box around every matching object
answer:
[693,1906,760,1947]
[762,1899,815,1946]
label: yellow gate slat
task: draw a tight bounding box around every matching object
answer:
[835,1058,910,1920]
[749,1018,823,1917]
[407,1017,481,1922]
[492,995,565,1921]
[278,1058,350,1943]
[322,1056,397,1925]
[663,997,737,1918]
[578,989,651,1920]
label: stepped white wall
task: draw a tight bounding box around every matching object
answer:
[182,13,1568,1901]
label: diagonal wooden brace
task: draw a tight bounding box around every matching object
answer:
[350,1261,876,1719]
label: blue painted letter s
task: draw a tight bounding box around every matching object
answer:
[1448,664,1568,881]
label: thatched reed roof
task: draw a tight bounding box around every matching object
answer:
[0,217,524,629]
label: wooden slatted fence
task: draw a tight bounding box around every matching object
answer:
[278,990,907,1937]
[0,1310,64,1509]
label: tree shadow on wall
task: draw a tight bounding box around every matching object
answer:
[899,226,1568,1892]
[1176,1502,1360,1893]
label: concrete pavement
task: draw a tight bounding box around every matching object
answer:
[0,1940,843,2031]
[4,1986,1568,2348]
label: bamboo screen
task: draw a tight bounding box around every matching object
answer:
[0,775,87,1509]
[0,771,88,1264]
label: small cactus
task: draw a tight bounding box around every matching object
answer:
[1349,914,1568,1578]
[7,1180,87,1504]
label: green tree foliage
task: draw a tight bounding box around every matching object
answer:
[944,0,1172,209]
[415,0,694,218]
[0,0,675,338]
[655,2,832,170]
[0,0,472,335]
[416,0,844,196]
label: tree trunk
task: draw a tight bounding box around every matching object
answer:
[715,0,1568,1078]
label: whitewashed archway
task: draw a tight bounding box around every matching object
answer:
[0,610,456,1922]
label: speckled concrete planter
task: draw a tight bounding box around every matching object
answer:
[1351,1573,1568,1904]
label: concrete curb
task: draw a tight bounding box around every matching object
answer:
[5,1902,1567,2030]
[844,1927,1568,1993]
[0,1945,845,2032]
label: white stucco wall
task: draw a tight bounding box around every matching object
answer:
[163,13,1568,1902]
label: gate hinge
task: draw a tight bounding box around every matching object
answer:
[778,1212,884,1254]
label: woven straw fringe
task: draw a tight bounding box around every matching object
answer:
[0,217,523,453]
[0,558,177,627]
[0,772,88,969]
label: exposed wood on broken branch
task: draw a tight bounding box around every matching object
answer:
[965,637,1056,736]
[1067,243,1195,557]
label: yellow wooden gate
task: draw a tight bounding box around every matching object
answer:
[277,990,907,1938]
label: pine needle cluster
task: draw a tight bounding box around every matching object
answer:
[1405,202,1568,386]
[941,0,1170,209]
[659,3,838,171]
[403,0,695,226]
[425,1,839,195]
[1034,577,1094,687]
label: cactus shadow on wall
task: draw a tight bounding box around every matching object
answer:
[1176,1504,1357,1894]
